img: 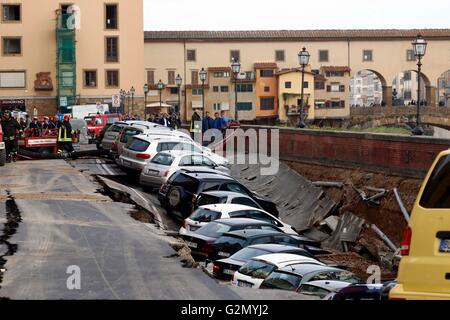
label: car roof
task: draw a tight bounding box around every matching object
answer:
[181,171,234,180]
[247,244,309,253]
[200,191,254,199]
[302,280,352,292]
[199,204,266,214]
[132,134,186,143]
[223,229,283,239]
[213,218,273,226]
[252,253,320,267]
[157,150,206,157]
[276,264,343,276]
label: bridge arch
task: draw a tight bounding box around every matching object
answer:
[392,70,432,106]
[350,69,388,107]
[437,70,450,107]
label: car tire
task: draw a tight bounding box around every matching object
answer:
[0,148,6,167]
[168,187,183,209]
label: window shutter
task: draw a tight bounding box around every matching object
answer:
[168,71,175,85]
[147,71,154,85]
[327,85,331,92]
[191,71,198,84]
[339,85,345,92]
[340,100,345,108]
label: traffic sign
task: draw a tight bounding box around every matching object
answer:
[112,94,121,109]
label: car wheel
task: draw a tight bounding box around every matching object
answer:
[168,187,183,209]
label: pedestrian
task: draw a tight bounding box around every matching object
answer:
[159,113,171,127]
[58,115,74,155]
[147,114,154,123]
[213,112,222,130]
[220,111,229,130]
[1,110,23,163]
[202,111,214,133]
[42,116,56,130]
[28,117,42,137]
[153,113,161,124]
[190,109,202,139]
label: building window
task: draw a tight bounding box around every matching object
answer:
[275,50,285,62]
[303,81,309,89]
[187,49,196,62]
[285,81,292,89]
[220,86,229,92]
[2,4,21,22]
[260,69,274,77]
[213,71,230,78]
[264,86,270,93]
[84,70,97,88]
[326,71,344,77]
[363,50,373,62]
[237,102,253,111]
[404,71,412,81]
[0,71,25,88]
[191,70,198,84]
[170,87,179,95]
[168,70,175,85]
[192,88,203,95]
[236,84,253,92]
[407,50,415,61]
[105,37,119,62]
[230,50,240,62]
[404,91,412,100]
[327,83,341,92]
[2,37,21,55]
[147,70,155,85]
[315,81,325,90]
[213,86,219,92]
[106,70,119,87]
[319,50,329,62]
[260,97,275,110]
[105,4,118,29]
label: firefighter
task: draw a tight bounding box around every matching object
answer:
[58,115,74,155]
[1,110,23,163]
[190,109,202,139]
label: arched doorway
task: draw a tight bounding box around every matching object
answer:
[392,70,429,106]
[437,70,450,107]
[350,70,386,107]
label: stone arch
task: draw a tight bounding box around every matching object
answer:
[391,70,432,106]
[350,69,388,107]
[437,70,450,107]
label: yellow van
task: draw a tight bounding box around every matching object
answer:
[390,149,450,300]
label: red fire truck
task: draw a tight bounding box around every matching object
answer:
[84,113,122,143]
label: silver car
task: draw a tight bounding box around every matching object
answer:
[140,150,231,188]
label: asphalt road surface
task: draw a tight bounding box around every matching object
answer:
[0,160,309,300]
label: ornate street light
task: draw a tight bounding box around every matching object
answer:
[119,89,126,114]
[298,47,310,128]
[143,83,149,120]
[157,80,165,110]
[199,68,207,118]
[411,34,428,136]
[130,86,136,116]
[175,74,182,116]
[231,58,241,122]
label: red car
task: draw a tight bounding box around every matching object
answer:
[84,113,122,143]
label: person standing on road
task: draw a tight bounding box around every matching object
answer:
[159,113,171,127]
[190,109,202,139]
[1,110,23,163]
[58,115,74,155]
[202,111,215,133]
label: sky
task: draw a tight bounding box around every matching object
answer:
[144,0,450,31]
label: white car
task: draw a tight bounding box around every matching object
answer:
[139,150,231,188]
[180,204,297,235]
[299,281,353,299]
[232,253,324,289]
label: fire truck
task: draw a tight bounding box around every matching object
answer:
[84,113,122,143]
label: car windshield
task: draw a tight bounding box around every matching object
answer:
[238,260,276,279]
[108,125,124,133]
[230,247,270,262]
[190,208,221,222]
[420,154,450,209]
[261,271,302,290]
[106,117,120,124]
[120,128,143,143]
[151,153,174,166]
[196,222,231,238]
[214,235,246,247]
[196,194,225,207]
[126,138,150,152]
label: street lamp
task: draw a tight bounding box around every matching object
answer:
[199,68,207,118]
[143,83,149,121]
[298,47,310,128]
[157,80,165,111]
[231,58,241,122]
[412,34,428,136]
[130,86,135,116]
[175,74,182,115]
[119,89,126,114]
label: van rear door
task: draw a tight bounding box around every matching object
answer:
[400,150,450,294]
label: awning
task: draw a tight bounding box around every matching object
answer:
[146,102,173,108]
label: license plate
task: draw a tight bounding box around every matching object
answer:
[223,269,234,275]
[439,239,450,253]
[122,160,131,166]
[146,169,159,176]
[238,281,253,288]
[0,142,4,149]
[186,241,198,249]
[218,251,230,258]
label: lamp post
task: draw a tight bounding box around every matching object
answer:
[175,74,182,115]
[231,58,241,122]
[130,86,135,116]
[126,91,131,115]
[298,47,310,128]
[412,34,427,136]
[157,80,165,112]
[143,84,149,121]
[119,89,126,114]
[199,68,207,118]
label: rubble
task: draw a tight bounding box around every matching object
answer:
[393,188,411,222]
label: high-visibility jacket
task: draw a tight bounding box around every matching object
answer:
[58,122,74,142]
[190,113,202,133]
